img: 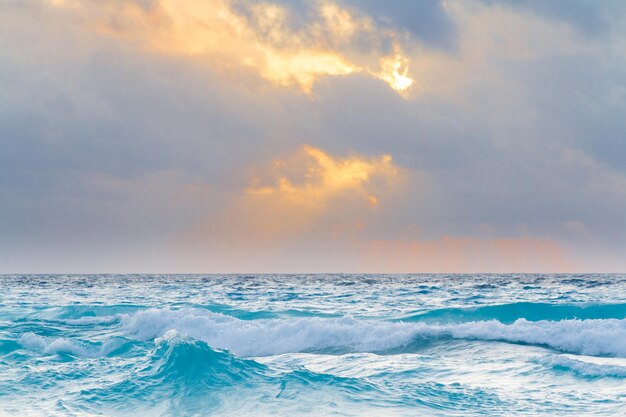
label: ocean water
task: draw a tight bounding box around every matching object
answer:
[0,274,625,416]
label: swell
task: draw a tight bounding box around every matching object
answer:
[398,302,626,324]
[19,334,509,416]
[22,304,337,323]
[74,334,384,412]
[11,307,626,359]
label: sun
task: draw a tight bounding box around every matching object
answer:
[377,51,414,92]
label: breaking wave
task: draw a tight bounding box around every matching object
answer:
[117,308,626,357]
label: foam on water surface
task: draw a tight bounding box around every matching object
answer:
[1,274,625,416]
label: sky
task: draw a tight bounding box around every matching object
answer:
[1,0,626,273]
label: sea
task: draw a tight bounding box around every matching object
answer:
[0,274,624,416]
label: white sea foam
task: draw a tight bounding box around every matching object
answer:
[19,308,626,358]
[121,308,626,357]
[18,333,124,358]
[64,315,125,325]
[123,308,418,356]
[447,318,626,357]
[538,354,626,377]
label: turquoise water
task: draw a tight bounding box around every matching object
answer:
[0,274,625,416]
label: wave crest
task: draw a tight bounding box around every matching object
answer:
[121,308,626,357]
[123,309,418,356]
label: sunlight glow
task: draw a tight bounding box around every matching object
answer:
[44,0,415,96]
[376,51,414,92]
[248,145,397,206]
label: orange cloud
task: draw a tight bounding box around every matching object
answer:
[249,145,396,202]
[237,145,399,237]
[180,145,402,269]
[44,0,414,94]
[176,145,578,273]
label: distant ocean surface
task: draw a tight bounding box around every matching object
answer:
[1,274,625,416]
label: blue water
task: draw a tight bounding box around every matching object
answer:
[1,274,625,416]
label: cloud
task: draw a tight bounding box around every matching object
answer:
[174,145,579,273]
[42,0,415,94]
[340,0,457,51]
[248,145,397,205]
[186,145,402,252]
[2,0,626,272]
[485,0,621,37]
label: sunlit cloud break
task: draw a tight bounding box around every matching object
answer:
[247,145,398,211]
[180,145,402,270]
[44,0,414,94]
